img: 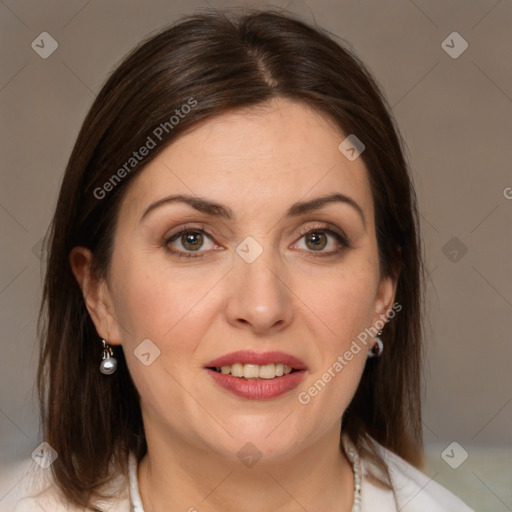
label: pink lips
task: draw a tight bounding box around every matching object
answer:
[204,350,308,400]
[204,350,307,370]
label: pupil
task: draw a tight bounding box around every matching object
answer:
[307,232,326,250]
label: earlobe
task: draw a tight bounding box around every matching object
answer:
[69,247,122,345]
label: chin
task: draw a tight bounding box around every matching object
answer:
[204,420,304,461]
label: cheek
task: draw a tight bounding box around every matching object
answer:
[303,261,379,343]
[295,267,376,419]
[109,251,219,355]
[109,256,216,410]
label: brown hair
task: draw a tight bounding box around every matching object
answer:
[37,8,424,509]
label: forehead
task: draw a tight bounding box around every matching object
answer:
[119,97,374,223]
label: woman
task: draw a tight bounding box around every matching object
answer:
[14,9,474,512]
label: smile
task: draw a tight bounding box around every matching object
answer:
[204,350,308,399]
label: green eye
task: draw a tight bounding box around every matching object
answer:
[304,231,328,251]
[180,231,204,251]
[165,225,349,260]
[295,228,349,256]
[165,228,216,258]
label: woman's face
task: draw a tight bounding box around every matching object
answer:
[86,97,396,462]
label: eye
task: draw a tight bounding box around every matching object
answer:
[293,225,349,256]
[165,226,217,258]
[164,223,349,260]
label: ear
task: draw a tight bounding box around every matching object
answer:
[371,266,400,329]
[69,246,123,345]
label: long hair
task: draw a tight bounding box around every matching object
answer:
[37,8,424,509]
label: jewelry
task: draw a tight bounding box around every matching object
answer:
[367,330,383,358]
[100,339,117,375]
[342,434,362,512]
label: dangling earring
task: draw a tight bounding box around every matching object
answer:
[367,330,383,358]
[100,339,117,375]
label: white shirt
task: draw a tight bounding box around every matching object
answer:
[8,439,475,512]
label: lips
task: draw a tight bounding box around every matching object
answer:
[205,369,306,400]
[204,350,308,400]
[204,350,308,371]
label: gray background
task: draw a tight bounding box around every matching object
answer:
[1,0,511,510]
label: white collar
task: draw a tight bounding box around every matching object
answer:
[128,452,145,512]
[126,441,474,512]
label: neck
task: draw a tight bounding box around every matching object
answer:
[137,420,355,512]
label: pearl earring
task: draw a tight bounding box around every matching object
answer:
[367,330,383,358]
[100,339,117,375]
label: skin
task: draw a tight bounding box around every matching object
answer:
[71,97,397,512]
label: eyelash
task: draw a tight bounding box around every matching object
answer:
[164,223,350,260]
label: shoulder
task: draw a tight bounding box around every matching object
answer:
[3,458,131,512]
[359,440,475,512]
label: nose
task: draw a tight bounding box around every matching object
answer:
[224,248,294,335]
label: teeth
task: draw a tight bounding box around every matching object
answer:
[258,364,275,379]
[244,364,260,379]
[216,363,294,379]
[231,363,244,378]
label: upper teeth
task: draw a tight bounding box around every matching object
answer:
[217,363,293,379]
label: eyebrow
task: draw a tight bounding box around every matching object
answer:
[140,192,366,227]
